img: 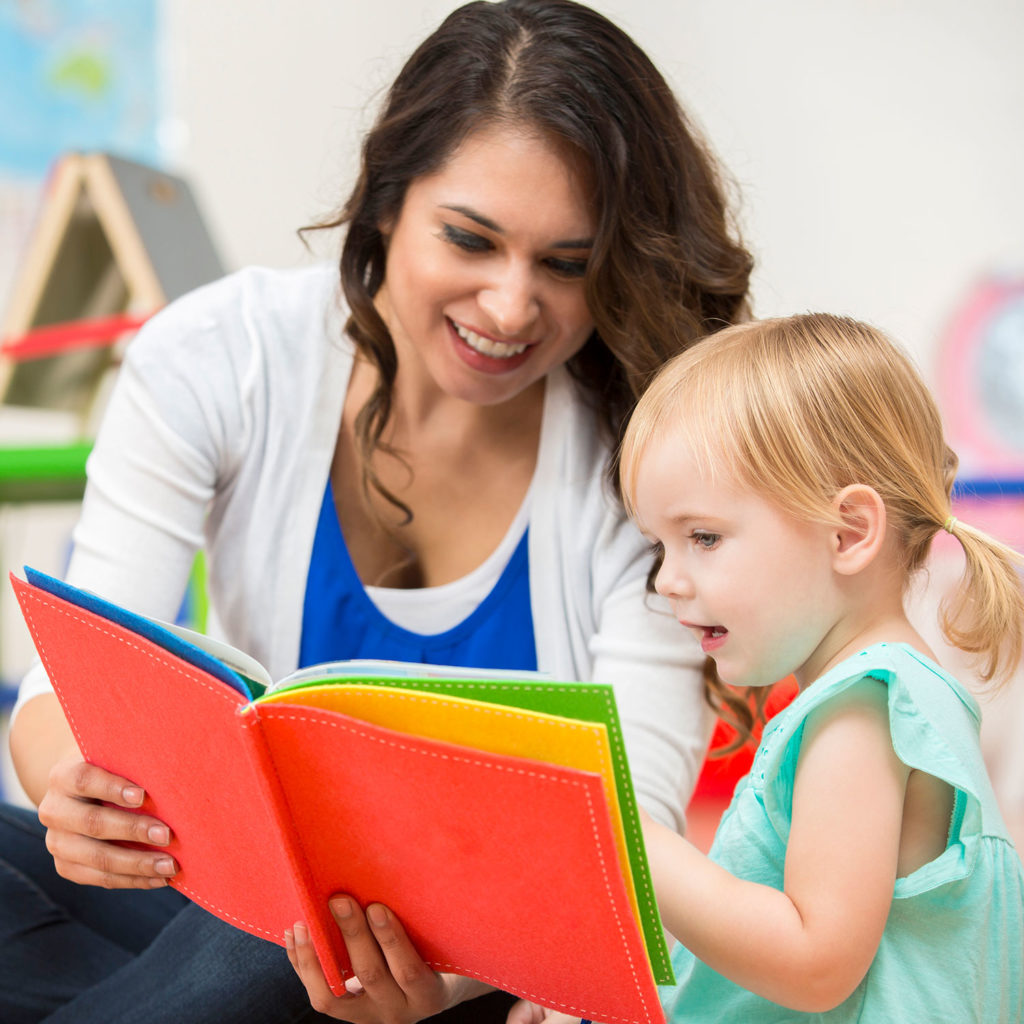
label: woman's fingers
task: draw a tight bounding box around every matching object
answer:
[286,921,356,1016]
[37,756,177,887]
[286,897,452,1021]
[43,826,177,888]
[334,897,443,1008]
[40,784,171,845]
[50,756,146,806]
[47,756,157,824]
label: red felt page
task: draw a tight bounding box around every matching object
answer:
[13,574,666,1022]
[10,576,311,948]
[254,701,665,1024]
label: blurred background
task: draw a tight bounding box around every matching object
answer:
[0,0,1022,836]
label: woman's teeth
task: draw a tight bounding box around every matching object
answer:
[453,321,527,358]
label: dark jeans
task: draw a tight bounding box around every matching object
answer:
[0,803,517,1023]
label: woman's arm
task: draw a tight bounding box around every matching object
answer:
[645,679,907,1012]
[9,691,77,806]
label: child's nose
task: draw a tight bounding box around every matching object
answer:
[654,560,694,602]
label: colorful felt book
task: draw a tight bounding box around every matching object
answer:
[11,567,672,1024]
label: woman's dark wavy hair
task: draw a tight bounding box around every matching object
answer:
[311,0,753,519]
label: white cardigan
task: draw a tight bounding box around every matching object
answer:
[16,264,712,830]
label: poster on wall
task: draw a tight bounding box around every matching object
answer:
[0,0,164,310]
[937,275,1024,553]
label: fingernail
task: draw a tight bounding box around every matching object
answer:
[147,824,169,845]
[123,786,143,805]
[294,922,308,944]
[284,929,294,950]
[330,896,353,919]
[367,904,389,928]
[155,857,176,876]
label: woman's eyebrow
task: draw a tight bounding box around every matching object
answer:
[441,204,500,232]
[440,204,593,249]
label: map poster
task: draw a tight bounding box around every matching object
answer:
[0,0,163,309]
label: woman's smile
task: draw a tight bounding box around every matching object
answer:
[448,317,531,363]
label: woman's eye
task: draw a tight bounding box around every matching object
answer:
[691,531,720,550]
[544,256,588,279]
[440,224,492,253]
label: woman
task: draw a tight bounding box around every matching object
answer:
[1,1,752,1021]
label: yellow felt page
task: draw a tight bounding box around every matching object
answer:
[259,683,640,923]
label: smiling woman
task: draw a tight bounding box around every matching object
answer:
[330,123,603,591]
[1,2,753,1023]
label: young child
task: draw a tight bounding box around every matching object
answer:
[618,313,1024,1022]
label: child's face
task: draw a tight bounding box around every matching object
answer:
[631,429,844,689]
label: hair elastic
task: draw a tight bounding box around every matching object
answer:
[943,516,958,534]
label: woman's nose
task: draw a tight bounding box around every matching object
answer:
[477,263,540,337]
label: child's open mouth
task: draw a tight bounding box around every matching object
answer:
[701,626,728,653]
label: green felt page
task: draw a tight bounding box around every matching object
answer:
[263,671,673,983]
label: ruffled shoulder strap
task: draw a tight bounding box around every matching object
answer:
[755,644,1008,856]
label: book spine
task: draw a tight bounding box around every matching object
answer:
[238,707,350,995]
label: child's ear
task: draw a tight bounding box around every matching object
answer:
[831,484,886,575]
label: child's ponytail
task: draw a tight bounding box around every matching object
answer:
[940,516,1024,686]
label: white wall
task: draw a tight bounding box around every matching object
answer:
[160,0,1024,389]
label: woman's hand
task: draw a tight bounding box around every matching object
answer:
[286,895,490,1022]
[36,755,177,889]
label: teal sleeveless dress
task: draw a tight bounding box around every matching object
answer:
[663,643,1024,1023]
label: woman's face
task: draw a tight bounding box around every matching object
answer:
[377,123,597,408]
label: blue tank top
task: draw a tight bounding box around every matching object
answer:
[299,482,537,672]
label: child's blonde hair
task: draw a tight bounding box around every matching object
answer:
[621,312,1024,690]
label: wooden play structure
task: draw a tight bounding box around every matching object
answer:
[0,153,224,798]
[1,151,224,433]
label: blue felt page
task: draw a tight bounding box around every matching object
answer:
[24,566,252,699]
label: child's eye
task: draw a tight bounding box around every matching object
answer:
[691,531,721,550]
[543,256,588,279]
[440,224,492,253]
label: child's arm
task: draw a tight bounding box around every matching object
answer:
[645,678,907,1012]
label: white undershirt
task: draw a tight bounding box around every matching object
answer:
[364,488,532,635]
